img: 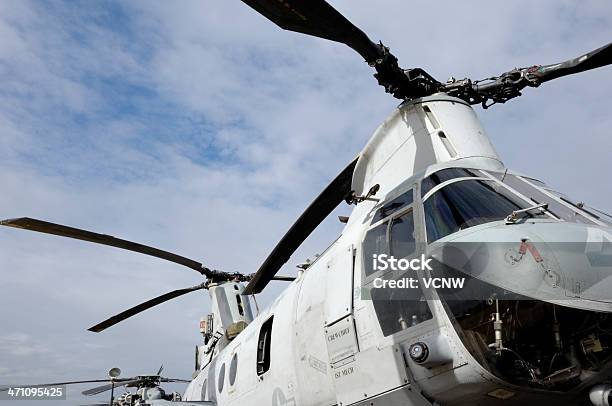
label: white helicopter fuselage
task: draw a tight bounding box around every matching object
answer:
[184,95,612,406]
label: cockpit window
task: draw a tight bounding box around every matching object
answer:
[421,168,480,198]
[364,189,416,277]
[373,190,413,223]
[362,221,388,277]
[390,210,416,259]
[424,179,527,242]
[371,281,432,336]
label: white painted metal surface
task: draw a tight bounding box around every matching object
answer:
[351,94,501,198]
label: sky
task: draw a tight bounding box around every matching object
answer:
[0,0,610,404]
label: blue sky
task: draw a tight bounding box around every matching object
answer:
[0,1,610,404]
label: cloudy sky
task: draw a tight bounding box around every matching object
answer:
[0,0,610,404]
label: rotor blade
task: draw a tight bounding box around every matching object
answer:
[88,283,207,332]
[532,42,612,83]
[156,364,164,376]
[240,1,439,100]
[243,157,358,295]
[0,217,204,274]
[82,379,140,396]
[0,380,113,392]
[271,275,296,282]
[240,0,382,63]
[159,378,192,383]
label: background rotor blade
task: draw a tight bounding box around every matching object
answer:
[240,0,382,62]
[0,380,112,392]
[0,218,204,274]
[88,283,207,332]
[243,157,358,295]
[82,379,140,396]
[159,378,192,383]
[271,275,296,282]
[533,42,612,83]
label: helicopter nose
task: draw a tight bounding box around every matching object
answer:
[428,221,612,312]
[529,222,612,306]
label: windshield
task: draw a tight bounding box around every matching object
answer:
[493,173,601,225]
[424,179,527,242]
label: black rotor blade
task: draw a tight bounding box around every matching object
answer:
[240,0,382,63]
[88,283,207,333]
[82,379,140,396]
[0,380,113,392]
[532,42,612,83]
[0,217,204,274]
[243,157,358,295]
[240,1,439,100]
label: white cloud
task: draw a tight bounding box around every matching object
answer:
[0,333,50,357]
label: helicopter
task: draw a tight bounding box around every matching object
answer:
[1,0,612,405]
[0,366,197,406]
[78,366,190,406]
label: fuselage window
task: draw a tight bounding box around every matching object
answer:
[229,353,238,386]
[421,168,479,198]
[236,294,244,317]
[217,363,225,394]
[257,316,273,376]
[424,179,529,243]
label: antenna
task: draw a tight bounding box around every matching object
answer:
[107,368,121,406]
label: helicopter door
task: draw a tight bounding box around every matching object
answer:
[326,188,434,405]
[324,245,359,369]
